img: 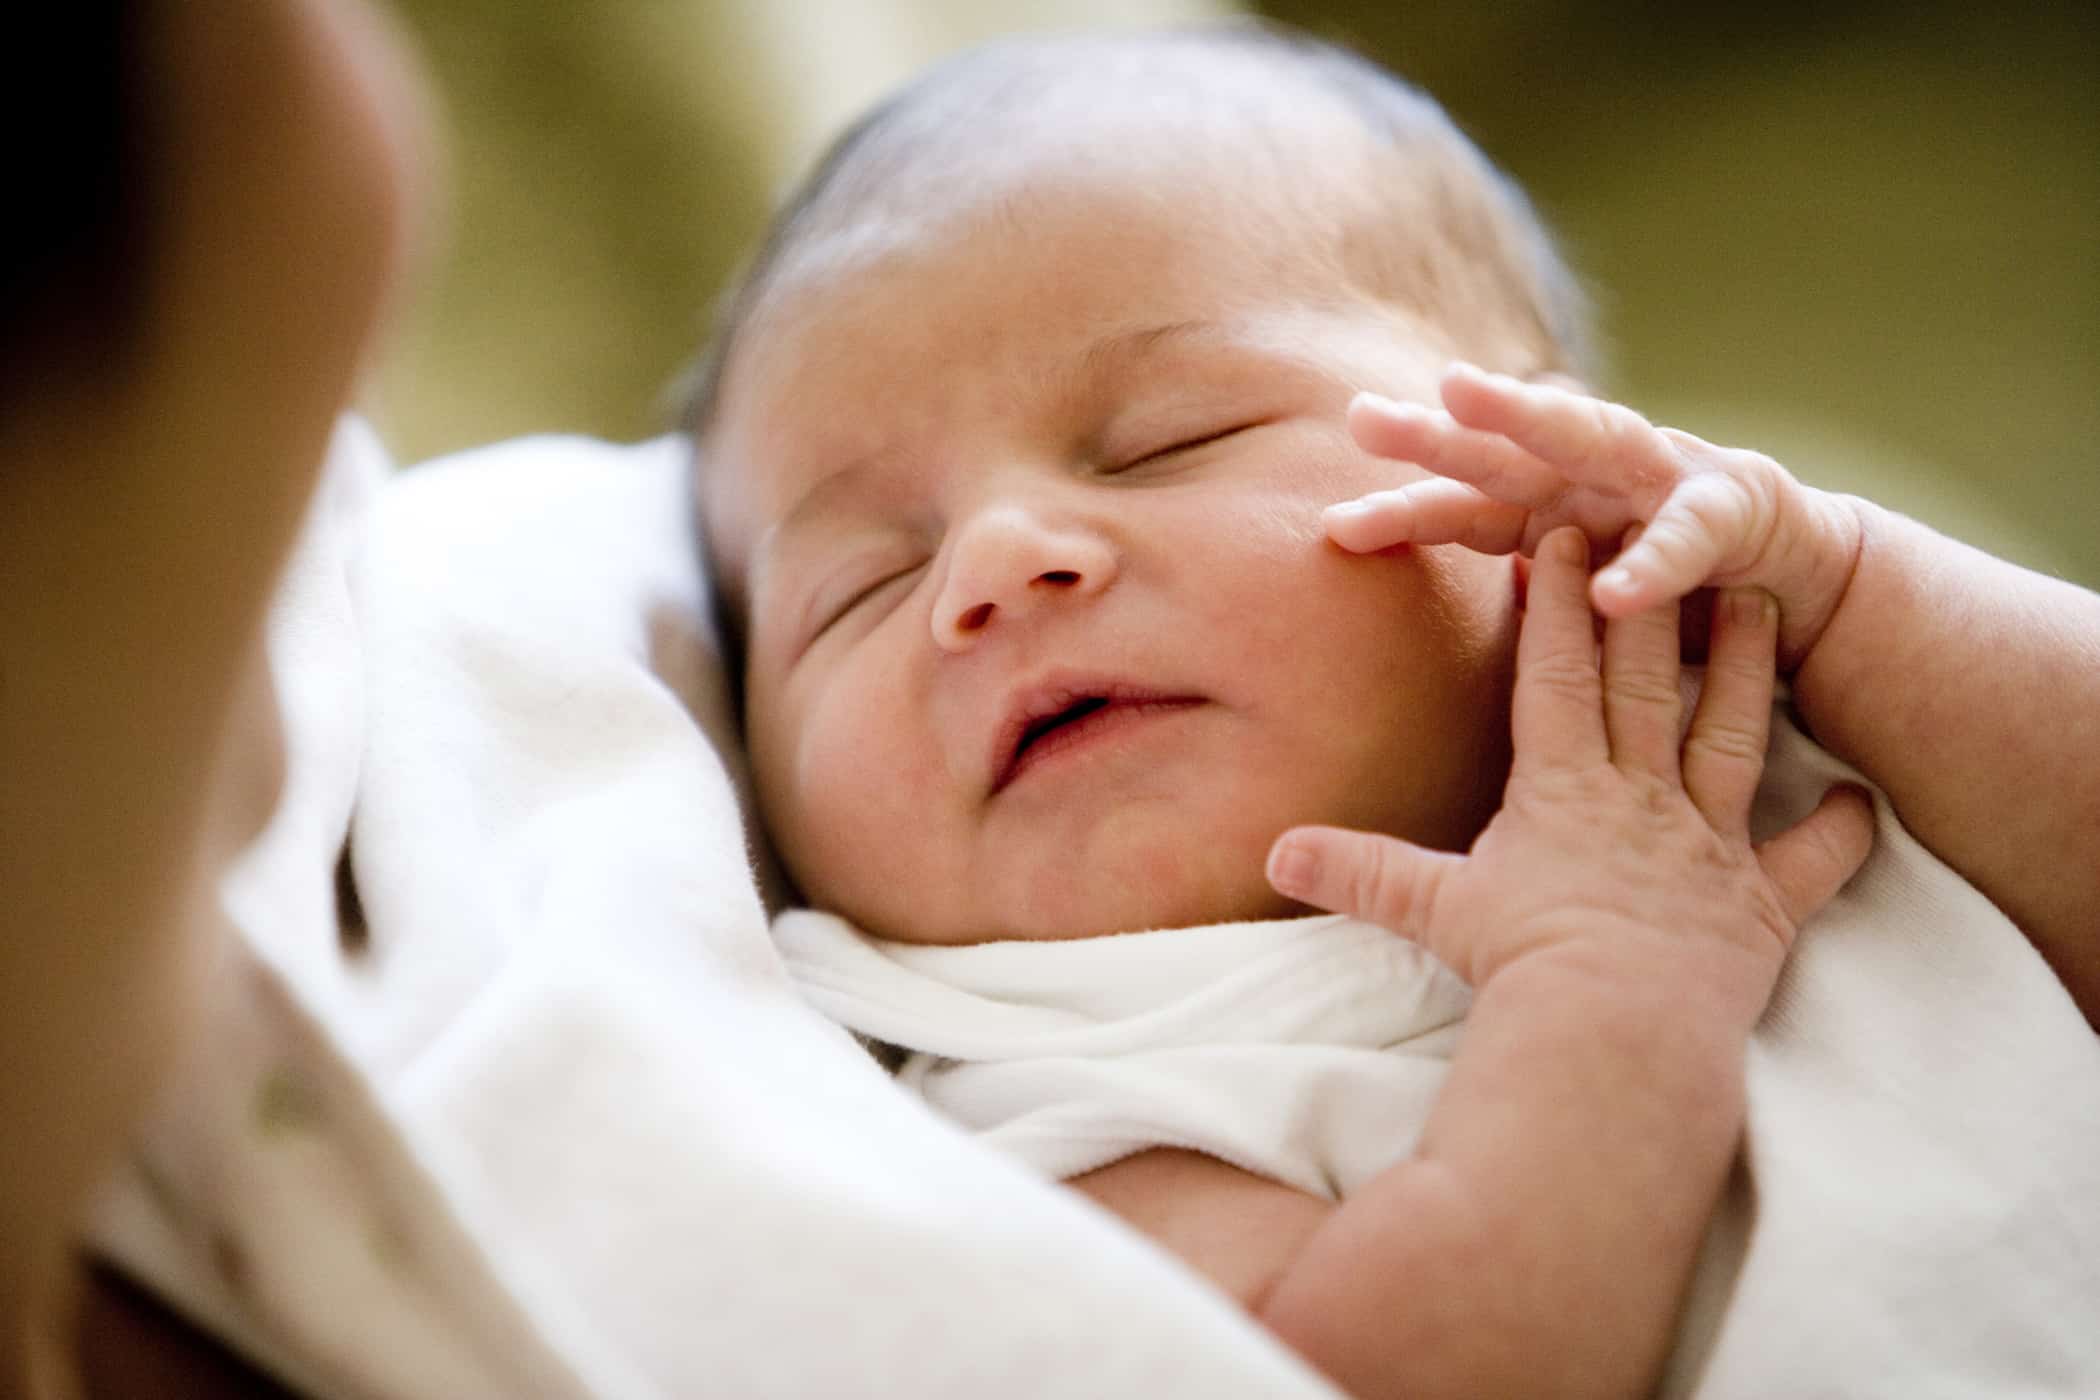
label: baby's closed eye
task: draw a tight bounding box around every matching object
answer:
[811,560,925,639]
[1100,417,1279,480]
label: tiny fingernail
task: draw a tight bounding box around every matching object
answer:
[1268,838,1318,898]
[1324,500,1373,522]
[1597,564,1635,595]
[1549,529,1587,564]
[1352,390,1406,416]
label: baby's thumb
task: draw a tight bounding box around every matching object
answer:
[1267,825,1457,944]
[1757,784,1876,929]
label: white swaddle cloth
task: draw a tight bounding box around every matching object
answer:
[778,710,2100,1399]
[782,913,1468,1198]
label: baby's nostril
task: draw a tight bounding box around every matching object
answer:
[1037,569,1080,586]
[958,602,995,631]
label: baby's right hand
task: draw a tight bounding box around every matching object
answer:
[1326,366,1867,671]
[1268,527,1874,1026]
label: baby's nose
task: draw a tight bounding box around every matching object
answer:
[932,508,1115,652]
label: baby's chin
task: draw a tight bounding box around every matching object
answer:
[1022,889,1313,942]
[839,861,1305,947]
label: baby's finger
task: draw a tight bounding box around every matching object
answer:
[1681,588,1778,835]
[1756,784,1875,932]
[1439,364,1681,500]
[1511,526,1608,776]
[1348,392,1570,509]
[1600,541,1684,780]
[1267,824,1462,955]
[1324,480,1531,554]
[1590,473,1762,618]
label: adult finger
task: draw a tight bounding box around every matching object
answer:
[1439,363,1680,500]
[1511,526,1608,776]
[1756,784,1875,930]
[1600,529,1684,780]
[1348,392,1570,509]
[1681,588,1778,835]
[1268,824,1461,950]
[1324,480,1531,554]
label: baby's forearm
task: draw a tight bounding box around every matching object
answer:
[1259,949,1749,1400]
[1794,500,2100,1022]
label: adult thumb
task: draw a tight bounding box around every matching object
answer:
[1267,825,1456,943]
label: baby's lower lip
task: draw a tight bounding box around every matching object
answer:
[997,697,1207,794]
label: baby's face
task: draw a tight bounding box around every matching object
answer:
[706,137,1519,944]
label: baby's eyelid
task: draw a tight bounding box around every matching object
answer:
[812,560,921,639]
[1109,418,1268,472]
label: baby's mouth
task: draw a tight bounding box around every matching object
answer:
[989,683,1207,795]
[1019,694,1109,746]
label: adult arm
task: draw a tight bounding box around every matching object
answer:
[0,0,412,1385]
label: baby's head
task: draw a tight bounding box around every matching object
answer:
[696,25,1590,944]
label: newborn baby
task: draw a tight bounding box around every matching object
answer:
[692,25,2100,1399]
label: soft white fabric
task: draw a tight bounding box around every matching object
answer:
[91,425,1335,1399]
[779,714,2100,1399]
[781,913,1469,1198]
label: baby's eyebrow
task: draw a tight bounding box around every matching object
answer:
[1080,318,1230,381]
[770,448,891,548]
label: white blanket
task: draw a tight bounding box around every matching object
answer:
[778,712,2100,1399]
[90,426,1335,1399]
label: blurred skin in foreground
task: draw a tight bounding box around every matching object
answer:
[0,1,421,1393]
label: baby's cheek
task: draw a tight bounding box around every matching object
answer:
[1294,421,1437,501]
[788,692,950,876]
[1418,546,1521,670]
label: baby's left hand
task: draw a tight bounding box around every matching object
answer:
[1325,364,1866,670]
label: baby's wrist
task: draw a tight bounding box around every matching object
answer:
[1488,933,1781,1042]
[1772,485,1870,673]
[1470,949,1763,1131]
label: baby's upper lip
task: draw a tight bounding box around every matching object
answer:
[986,672,1207,796]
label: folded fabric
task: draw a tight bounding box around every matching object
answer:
[90,424,1335,1399]
[780,709,2100,1399]
[782,912,1467,1197]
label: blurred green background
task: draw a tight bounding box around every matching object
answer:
[374,0,2097,584]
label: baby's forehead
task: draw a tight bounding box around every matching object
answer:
[716,151,1370,488]
[739,111,1413,379]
